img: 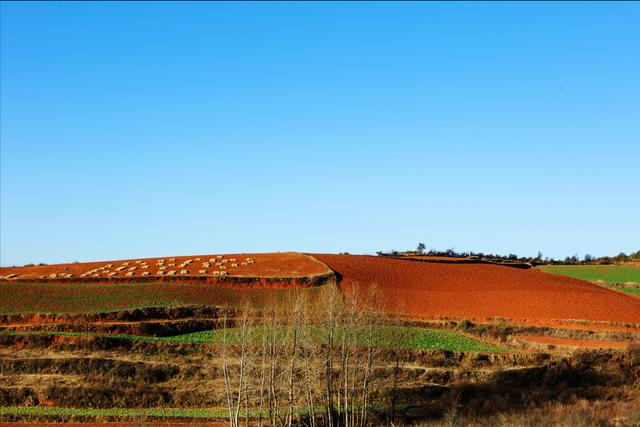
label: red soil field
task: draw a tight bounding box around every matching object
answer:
[0,252,330,282]
[313,254,640,326]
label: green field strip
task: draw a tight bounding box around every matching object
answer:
[538,265,640,284]
[0,325,511,352]
[0,406,228,418]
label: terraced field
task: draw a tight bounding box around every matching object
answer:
[539,264,640,283]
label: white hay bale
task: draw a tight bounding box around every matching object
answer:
[135,260,142,264]
[219,271,227,276]
[159,266,167,271]
[141,265,149,269]
[168,263,175,267]
[167,270,176,276]
[49,274,57,278]
[169,258,176,261]
[209,258,216,263]
[213,271,220,275]
[105,264,113,268]
[109,272,117,276]
[128,267,136,271]
[198,270,207,274]
[141,272,150,276]
[115,266,126,271]
[122,262,129,266]
[241,262,247,266]
[179,270,188,275]
[229,258,236,262]
[220,266,226,270]
[216,255,222,259]
[156,271,164,276]
[231,263,238,267]
[202,262,210,268]
[221,259,228,263]
[125,272,134,277]
[194,258,201,261]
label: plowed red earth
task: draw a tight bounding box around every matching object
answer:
[0,252,329,281]
[313,254,640,326]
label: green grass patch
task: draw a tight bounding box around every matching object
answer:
[1,325,510,352]
[538,264,640,284]
[0,282,321,314]
[0,406,228,418]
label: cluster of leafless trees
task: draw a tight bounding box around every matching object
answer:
[216,284,407,427]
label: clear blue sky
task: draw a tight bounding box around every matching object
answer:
[1,2,639,266]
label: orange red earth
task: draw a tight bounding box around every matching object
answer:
[2,252,640,328]
[313,254,640,327]
[0,252,329,281]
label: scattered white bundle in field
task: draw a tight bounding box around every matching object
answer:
[209,258,216,263]
[122,262,129,266]
[216,255,223,259]
[198,270,207,274]
[231,263,238,267]
[115,266,126,271]
[135,260,142,264]
[221,259,228,263]
[109,272,117,276]
[167,263,175,267]
[202,262,210,268]
[229,258,236,262]
[125,272,134,277]
[49,274,57,278]
[169,258,176,261]
[194,258,201,261]
[167,270,176,276]
[141,272,150,276]
[220,266,226,270]
[179,270,188,275]
[219,271,227,276]
[241,262,247,266]
[159,266,167,271]
[128,267,136,271]
[156,271,164,275]
[141,265,149,269]
[212,271,220,276]
[4,274,17,279]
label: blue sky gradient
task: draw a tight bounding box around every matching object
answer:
[1,2,639,265]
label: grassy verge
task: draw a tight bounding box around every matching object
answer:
[0,406,227,418]
[538,264,640,284]
[1,325,510,352]
[0,282,322,314]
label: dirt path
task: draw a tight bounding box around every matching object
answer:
[517,335,631,349]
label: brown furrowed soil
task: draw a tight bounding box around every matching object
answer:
[313,254,640,327]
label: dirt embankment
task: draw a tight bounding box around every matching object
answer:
[313,254,640,327]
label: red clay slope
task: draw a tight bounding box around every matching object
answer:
[0,252,330,282]
[313,254,640,325]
